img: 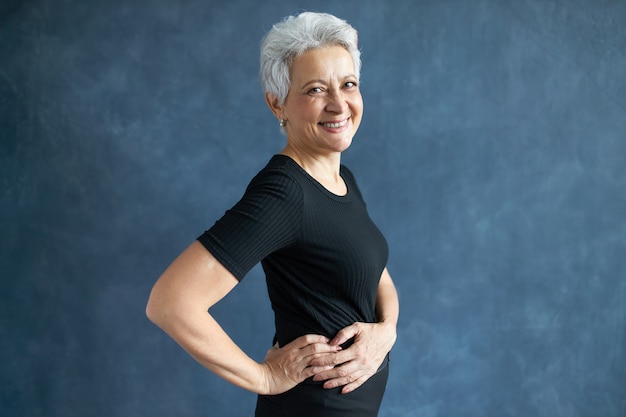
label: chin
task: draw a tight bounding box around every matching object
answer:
[335,136,354,153]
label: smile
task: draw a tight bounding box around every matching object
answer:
[319,119,348,128]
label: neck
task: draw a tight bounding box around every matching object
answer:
[280,145,346,195]
[280,144,341,175]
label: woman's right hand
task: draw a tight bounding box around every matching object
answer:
[259,334,341,395]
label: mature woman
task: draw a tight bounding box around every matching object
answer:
[146,12,399,417]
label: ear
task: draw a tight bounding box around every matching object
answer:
[265,92,285,120]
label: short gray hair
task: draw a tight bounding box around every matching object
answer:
[260,12,361,104]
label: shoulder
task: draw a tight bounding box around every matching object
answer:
[244,155,304,204]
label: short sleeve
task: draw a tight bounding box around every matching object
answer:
[197,167,303,281]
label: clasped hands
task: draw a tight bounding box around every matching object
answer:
[260,321,396,395]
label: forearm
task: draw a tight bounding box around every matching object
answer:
[146,242,266,394]
[150,305,264,393]
[375,268,399,345]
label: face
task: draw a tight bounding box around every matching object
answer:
[269,45,363,155]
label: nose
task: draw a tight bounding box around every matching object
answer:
[325,90,348,113]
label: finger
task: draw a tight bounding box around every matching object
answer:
[311,367,343,382]
[302,364,335,379]
[340,374,371,394]
[288,334,330,349]
[321,368,367,390]
[304,341,342,357]
[309,347,352,367]
[300,350,341,372]
[330,324,359,346]
[311,358,361,382]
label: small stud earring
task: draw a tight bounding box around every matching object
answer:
[279,119,286,127]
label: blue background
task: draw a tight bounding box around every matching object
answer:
[1,0,625,416]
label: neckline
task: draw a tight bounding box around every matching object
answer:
[274,154,353,202]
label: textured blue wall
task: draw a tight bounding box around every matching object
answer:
[1,1,625,416]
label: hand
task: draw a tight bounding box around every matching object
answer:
[310,322,397,394]
[259,334,341,395]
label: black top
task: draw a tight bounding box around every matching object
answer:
[197,155,388,346]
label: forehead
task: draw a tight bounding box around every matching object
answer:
[290,46,355,81]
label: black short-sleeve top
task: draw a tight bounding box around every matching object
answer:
[197,155,388,346]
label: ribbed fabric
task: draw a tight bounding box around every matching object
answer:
[255,355,389,417]
[197,155,390,415]
[198,154,389,345]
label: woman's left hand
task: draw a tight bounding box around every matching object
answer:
[309,321,397,394]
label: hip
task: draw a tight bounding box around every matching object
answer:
[255,354,390,417]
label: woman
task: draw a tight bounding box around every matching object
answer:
[146,12,399,417]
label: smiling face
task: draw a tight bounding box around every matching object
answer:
[267,45,363,156]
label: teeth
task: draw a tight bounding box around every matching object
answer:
[321,120,347,128]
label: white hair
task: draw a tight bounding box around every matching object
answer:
[260,12,361,105]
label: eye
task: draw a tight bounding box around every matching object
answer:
[307,86,325,95]
[344,81,358,89]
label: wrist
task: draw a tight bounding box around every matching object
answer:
[377,315,397,330]
[376,320,397,346]
[255,362,272,395]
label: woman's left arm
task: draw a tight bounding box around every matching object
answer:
[374,267,400,340]
[311,267,399,393]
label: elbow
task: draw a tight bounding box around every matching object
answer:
[145,285,166,327]
[145,296,157,324]
[145,294,158,324]
[145,281,187,331]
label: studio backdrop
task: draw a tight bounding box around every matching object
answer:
[1,0,625,416]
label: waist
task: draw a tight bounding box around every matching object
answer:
[255,353,390,417]
[273,314,376,348]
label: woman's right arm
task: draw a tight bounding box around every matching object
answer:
[145,241,338,395]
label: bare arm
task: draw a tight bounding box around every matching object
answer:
[146,241,338,394]
[374,267,400,340]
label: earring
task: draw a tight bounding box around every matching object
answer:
[279,119,286,127]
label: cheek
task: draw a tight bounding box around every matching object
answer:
[351,94,363,114]
[351,99,363,132]
[293,100,322,122]
[352,98,363,121]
